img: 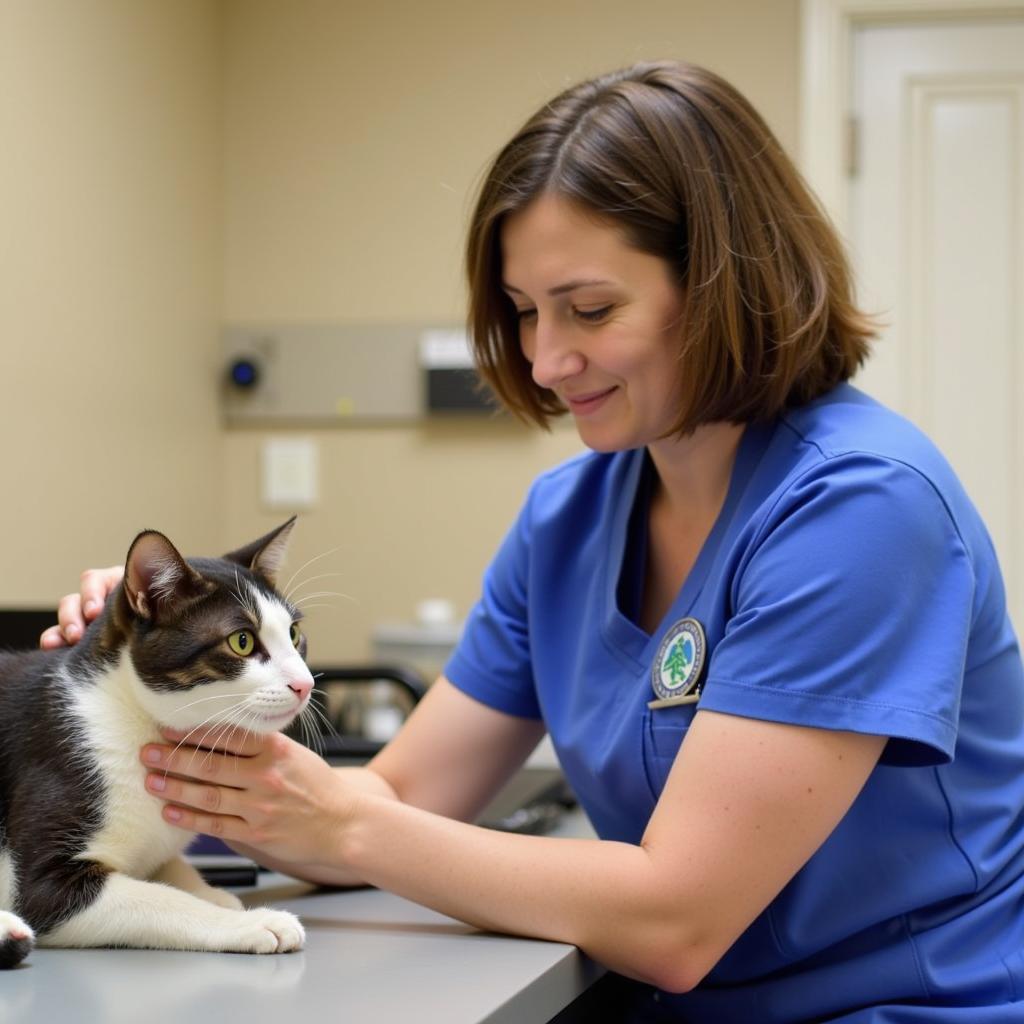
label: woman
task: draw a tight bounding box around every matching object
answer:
[46,62,1024,1021]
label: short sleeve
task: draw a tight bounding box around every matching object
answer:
[443,484,542,720]
[703,454,975,765]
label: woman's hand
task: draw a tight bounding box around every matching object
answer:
[40,565,124,649]
[140,727,357,870]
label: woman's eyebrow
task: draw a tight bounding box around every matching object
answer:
[502,278,614,297]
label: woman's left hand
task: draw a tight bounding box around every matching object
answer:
[140,728,354,868]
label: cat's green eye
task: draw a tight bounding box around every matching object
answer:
[289,623,302,648]
[227,630,256,657]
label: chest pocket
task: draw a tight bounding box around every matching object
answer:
[641,702,698,800]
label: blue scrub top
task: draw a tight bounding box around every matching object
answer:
[445,384,1024,1021]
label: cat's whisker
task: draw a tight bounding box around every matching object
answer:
[294,707,310,745]
[229,569,262,625]
[230,712,263,759]
[280,546,345,602]
[198,723,233,769]
[295,705,317,751]
[203,715,248,772]
[211,714,247,747]
[307,704,326,745]
[230,569,252,619]
[295,699,336,759]
[232,711,261,746]
[166,720,223,763]
[306,722,327,758]
[160,707,248,781]
[292,591,354,606]
[175,710,250,771]
[194,708,246,739]
[206,716,248,770]
[241,574,259,622]
[169,690,252,715]
[202,716,256,769]
[284,571,348,605]
[303,699,338,738]
[299,710,323,757]
[245,582,261,622]
[159,704,249,774]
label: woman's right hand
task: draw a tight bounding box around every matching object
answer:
[40,566,124,649]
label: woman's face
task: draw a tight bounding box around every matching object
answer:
[500,192,686,453]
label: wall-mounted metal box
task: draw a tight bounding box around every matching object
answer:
[221,324,497,425]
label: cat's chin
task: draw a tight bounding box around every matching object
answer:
[158,709,300,739]
[250,708,302,732]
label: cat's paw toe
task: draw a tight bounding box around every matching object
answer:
[246,908,305,953]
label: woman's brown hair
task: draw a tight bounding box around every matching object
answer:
[465,60,876,434]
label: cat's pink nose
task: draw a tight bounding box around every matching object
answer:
[288,679,313,701]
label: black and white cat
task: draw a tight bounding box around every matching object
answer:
[0,518,315,968]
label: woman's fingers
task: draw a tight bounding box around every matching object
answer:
[158,726,269,759]
[145,770,244,818]
[42,565,125,649]
[142,730,341,866]
[142,739,271,841]
[163,805,248,840]
[142,745,255,837]
[39,624,67,650]
[143,741,251,782]
[55,592,85,645]
[80,566,123,620]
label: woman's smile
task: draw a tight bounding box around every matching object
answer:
[562,385,618,416]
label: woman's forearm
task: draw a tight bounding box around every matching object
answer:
[334,764,400,801]
[332,793,707,991]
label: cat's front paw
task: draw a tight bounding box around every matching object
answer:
[0,910,35,968]
[233,908,305,954]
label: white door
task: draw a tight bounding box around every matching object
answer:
[848,17,1024,632]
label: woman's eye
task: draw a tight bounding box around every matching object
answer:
[515,308,537,322]
[227,630,256,657]
[575,305,613,323]
[289,623,302,648]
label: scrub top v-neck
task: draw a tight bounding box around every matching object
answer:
[607,421,775,660]
[444,383,1024,1020]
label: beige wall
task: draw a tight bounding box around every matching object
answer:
[220,0,800,664]
[0,0,224,604]
[1,0,800,663]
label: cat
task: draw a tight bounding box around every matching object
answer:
[0,517,316,968]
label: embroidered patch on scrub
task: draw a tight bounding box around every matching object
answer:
[649,617,707,709]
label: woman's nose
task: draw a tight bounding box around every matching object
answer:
[526,319,585,390]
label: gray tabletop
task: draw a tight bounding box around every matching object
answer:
[6,863,603,1023]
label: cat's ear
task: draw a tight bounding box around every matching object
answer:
[222,517,296,586]
[124,531,207,622]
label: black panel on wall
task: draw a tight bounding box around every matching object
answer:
[0,609,58,652]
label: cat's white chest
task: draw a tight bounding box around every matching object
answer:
[67,658,195,878]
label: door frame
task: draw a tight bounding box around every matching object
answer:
[799,0,1024,230]
[800,0,1024,628]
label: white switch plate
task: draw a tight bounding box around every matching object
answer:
[262,437,318,509]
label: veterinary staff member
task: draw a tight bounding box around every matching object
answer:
[49,61,1024,1022]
